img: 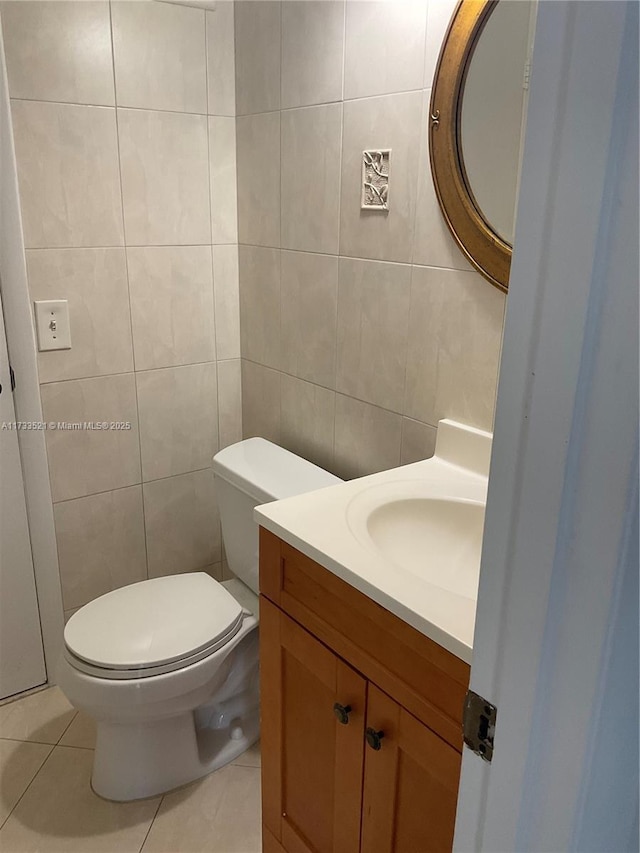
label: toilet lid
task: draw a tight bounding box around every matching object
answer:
[64,573,243,671]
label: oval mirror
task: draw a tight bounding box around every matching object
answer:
[429,0,536,292]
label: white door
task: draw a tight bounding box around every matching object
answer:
[455,1,638,851]
[0,284,46,700]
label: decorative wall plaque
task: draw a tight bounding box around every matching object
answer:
[361,149,391,210]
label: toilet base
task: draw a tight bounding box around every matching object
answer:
[71,619,262,802]
[92,705,260,802]
[57,587,261,802]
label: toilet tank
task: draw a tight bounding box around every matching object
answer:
[212,438,343,594]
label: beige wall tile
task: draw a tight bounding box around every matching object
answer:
[0,687,73,744]
[334,394,402,479]
[27,248,133,383]
[217,359,242,449]
[141,764,261,853]
[339,91,422,263]
[2,1,114,105]
[137,362,218,482]
[344,0,427,100]
[400,417,437,465]
[336,257,411,412]
[0,740,52,825]
[281,0,345,109]
[424,0,459,88]
[281,103,342,254]
[403,266,437,424]
[405,265,506,431]
[234,0,281,115]
[214,244,240,361]
[127,245,215,371]
[413,90,474,270]
[433,271,505,432]
[112,1,206,114]
[209,116,238,244]
[12,101,123,248]
[236,111,280,247]
[118,108,209,246]
[0,746,160,853]
[206,4,235,116]
[239,245,281,369]
[241,360,281,443]
[204,562,223,582]
[144,469,222,577]
[280,250,338,388]
[280,374,335,472]
[41,374,141,502]
[53,486,147,611]
[221,544,233,581]
[228,0,505,487]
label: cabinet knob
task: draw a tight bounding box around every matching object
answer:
[365,727,385,750]
[333,702,352,725]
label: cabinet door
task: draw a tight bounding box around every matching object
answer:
[361,685,462,853]
[260,597,367,853]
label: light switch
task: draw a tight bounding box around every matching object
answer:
[34,300,71,351]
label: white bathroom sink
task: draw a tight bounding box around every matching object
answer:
[346,481,486,600]
[255,419,492,662]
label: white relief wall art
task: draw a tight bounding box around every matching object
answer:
[361,149,391,210]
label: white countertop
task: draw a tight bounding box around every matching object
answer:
[255,421,491,664]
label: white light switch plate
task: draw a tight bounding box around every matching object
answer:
[34,300,71,351]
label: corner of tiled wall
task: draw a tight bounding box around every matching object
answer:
[1,0,241,619]
[234,0,507,482]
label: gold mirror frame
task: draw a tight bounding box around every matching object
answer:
[429,0,511,293]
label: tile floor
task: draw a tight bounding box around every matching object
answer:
[0,687,262,853]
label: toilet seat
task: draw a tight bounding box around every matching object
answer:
[64,573,244,681]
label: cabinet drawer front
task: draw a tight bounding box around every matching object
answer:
[260,529,469,750]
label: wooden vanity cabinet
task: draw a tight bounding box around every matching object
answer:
[259,528,470,853]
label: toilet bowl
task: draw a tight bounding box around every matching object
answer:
[57,438,342,801]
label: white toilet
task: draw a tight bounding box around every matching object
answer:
[57,438,342,802]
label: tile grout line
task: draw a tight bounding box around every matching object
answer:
[38,358,221,387]
[204,8,224,470]
[138,794,164,853]
[56,709,79,745]
[410,85,430,269]
[24,241,474,276]
[229,0,242,453]
[51,464,217,508]
[25,243,236,250]
[400,266,419,466]
[276,0,283,441]
[240,355,440,431]
[234,86,428,119]
[0,740,56,833]
[235,243,474,274]
[332,0,349,469]
[10,95,235,121]
[0,734,64,748]
[52,742,95,752]
[108,0,150,582]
